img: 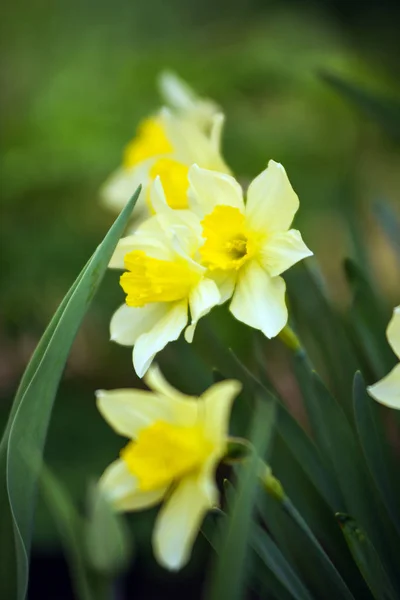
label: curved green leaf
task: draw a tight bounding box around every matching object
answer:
[353,372,400,536]
[0,187,140,600]
[207,399,275,600]
[337,514,398,600]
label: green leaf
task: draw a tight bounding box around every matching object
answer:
[320,72,400,143]
[39,465,95,600]
[282,496,355,599]
[250,524,314,600]
[344,259,395,379]
[353,372,400,536]
[295,359,400,590]
[337,514,398,600]
[85,484,133,576]
[286,263,359,420]
[0,187,140,600]
[233,345,344,512]
[207,399,275,600]
[373,200,400,267]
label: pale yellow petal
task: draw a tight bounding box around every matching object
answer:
[100,162,151,218]
[158,71,199,112]
[99,459,167,511]
[162,109,227,171]
[387,306,400,359]
[96,389,181,439]
[246,160,299,233]
[185,278,221,343]
[149,177,204,258]
[158,71,219,133]
[200,380,242,446]
[144,364,195,402]
[133,300,188,377]
[230,261,287,338]
[209,270,237,304]
[367,364,400,410]
[152,470,217,570]
[260,229,313,277]
[209,113,225,152]
[188,164,244,217]
[110,303,168,346]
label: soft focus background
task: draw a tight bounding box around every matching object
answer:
[1,0,400,597]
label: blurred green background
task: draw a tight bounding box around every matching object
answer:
[1,0,399,597]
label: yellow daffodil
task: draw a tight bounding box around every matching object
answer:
[188,160,313,338]
[97,365,241,570]
[368,306,400,409]
[101,79,229,220]
[109,179,221,377]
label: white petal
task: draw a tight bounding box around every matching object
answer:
[367,364,400,410]
[230,261,287,338]
[209,270,237,304]
[99,459,167,511]
[110,303,168,346]
[162,110,227,172]
[260,229,313,277]
[133,300,188,377]
[100,162,151,219]
[200,380,242,446]
[153,469,218,570]
[210,113,225,152]
[96,388,181,439]
[158,71,198,111]
[144,364,195,402]
[246,160,299,233]
[185,278,221,342]
[109,218,176,268]
[387,306,400,359]
[188,164,244,217]
[149,177,204,258]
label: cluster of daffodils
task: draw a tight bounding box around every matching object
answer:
[96,73,314,570]
[94,73,400,572]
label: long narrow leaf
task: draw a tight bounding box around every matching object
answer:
[251,524,314,600]
[207,399,275,600]
[0,188,140,600]
[337,514,398,600]
[353,373,400,536]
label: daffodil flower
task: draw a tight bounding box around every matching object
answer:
[101,96,229,220]
[97,365,241,570]
[109,179,220,377]
[368,306,400,409]
[188,160,313,338]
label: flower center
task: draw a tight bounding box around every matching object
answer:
[121,420,212,491]
[120,250,201,307]
[123,117,173,168]
[148,158,189,210]
[200,205,257,271]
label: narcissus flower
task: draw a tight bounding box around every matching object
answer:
[109,179,220,377]
[368,306,400,409]
[188,160,313,338]
[101,78,229,221]
[97,366,241,570]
